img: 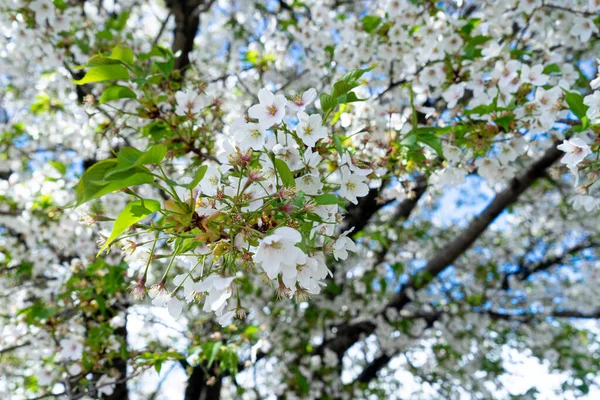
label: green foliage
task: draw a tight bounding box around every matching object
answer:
[543,63,561,74]
[414,132,443,156]
[98,199,161,255]
[564,90,590,131]
[400,126,451,158]
[73,45,134,85]
[183,165,208,189]
[18,301,59,326]
[244,49,276,70]
[463,35,491,59]
[74,144,167,206]
[564,91,589,120]
[320,65,376,120]
[186,341,239,377]
[30,94,63,114]
[99,85,137,104]
[314,193,344,206]
[138,351,185,374]
[361,15,382,33]
[73,64,130,85]
[106,144,167,178]
[48,160,67,175]
[274,158,296,187]
[494,115,515,131]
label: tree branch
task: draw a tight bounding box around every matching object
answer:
[501,239,599,290]
[323,140,563,358]
[352,303,600,386]
[166,0,216,73]
[387,141,563,311]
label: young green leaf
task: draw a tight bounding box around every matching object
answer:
[98,199,160,255]
[48,161,67,175]
[99,85,137,104]
[207,341,222,368]
[136,144,167,166]
[564,91,589,120]
[416,133,443,156]
[333,134,344,155]
[184,165,208,189]
[274,158,295,188]
[339,64,376,84]
[105,145,167,178]
[73,64,130,85]
[319,93,337,115]
[107,45,134,65]
[361,15,382,33]
[314,194,344,206]
[75,159,155,206]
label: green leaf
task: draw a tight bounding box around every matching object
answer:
[106,11,130,31]
[137,144,167,165]
[324,45,335,59]
[543,63,561,74]
[314,194,344,205]
[116,147,143,166]
[106,145,167,178]
[459,18,481,35]
[80,45,134,69]
[219,348,239,376]
[494,115,515,131]
[48,160,67,175]
[361,15,382,33]
[332,80,359,98]
[75,159,154,206]
[400,134,418,148]
[466,101,497,116]
[574,116,590,132]
[416,133,443,156]
[339,64,376,84]
[468,35,492,47]
[108,45,134,65]
[154,59,174,76]
[99,85,137,104]
[296,371,309,395]
[319,93,337,114]
[321,65,376,120]
[343,92,366,103]
[81,55,121,68]
[303,212,324,223]
[139,45,173,61]
[154,360,163,374]
[98,199,160,255]
[333,134,344,155]
[274,158,295,187]
[207,341,222,368]
[184,165,208,189]
[73,64,130,85]
[564,91,589,120]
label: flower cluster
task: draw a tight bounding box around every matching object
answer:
[3,0,600,399]
[138,86,368,323]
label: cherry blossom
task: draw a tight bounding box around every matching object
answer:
[339,166,370,205]
[248,88,287,130]
[175,90,205,116]
[295,111,327,147]
[3,1,600,399]
[254,227,305,280]
[557,138,592,170]
[287,88,317,113]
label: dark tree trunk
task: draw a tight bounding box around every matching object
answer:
[166,0,216,73]
[105,320,129,400]
[184,365,222,400]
